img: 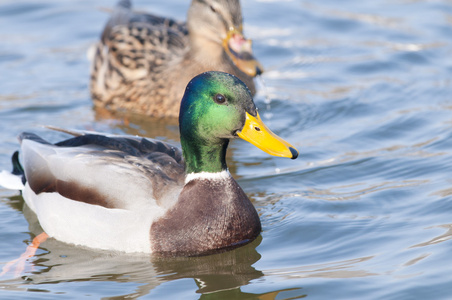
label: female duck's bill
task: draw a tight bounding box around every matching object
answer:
[223,27,264,77]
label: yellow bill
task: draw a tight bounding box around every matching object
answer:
[237,112,298,159]
[223,28,264,77]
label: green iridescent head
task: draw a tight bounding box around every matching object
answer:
[179,71,298,174]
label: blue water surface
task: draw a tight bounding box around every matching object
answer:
[1,0,452,299]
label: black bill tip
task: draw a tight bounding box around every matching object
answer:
[289,147,299,160]
[255,66,263,76]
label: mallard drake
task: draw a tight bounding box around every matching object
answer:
[90,0,264,118]
[1,72,297,257]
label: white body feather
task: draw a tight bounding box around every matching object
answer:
[2,134,184,253]
[22,184,157,253]
[0,170,24,190]
[185,170,230,184]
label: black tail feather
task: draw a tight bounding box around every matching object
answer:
[11,151,26,185]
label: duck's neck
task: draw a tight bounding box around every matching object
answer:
[181,137,229,174]
[189,33,225,67]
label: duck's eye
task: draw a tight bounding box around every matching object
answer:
[209,5,216,13]
[214,93,226,104]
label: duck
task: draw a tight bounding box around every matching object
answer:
[90,0,264,118]
[0,72,297,259]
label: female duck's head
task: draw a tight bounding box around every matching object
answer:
[179,71,298,174]
[187,0,263,77]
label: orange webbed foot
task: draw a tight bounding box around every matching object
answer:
[0,232,48,278]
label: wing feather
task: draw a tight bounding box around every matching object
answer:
[20,132,185,212]
[100,1,188,77]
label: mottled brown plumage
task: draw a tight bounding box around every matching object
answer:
[90,0,263,118]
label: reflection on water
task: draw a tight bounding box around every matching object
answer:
[305,180,428,201]
[0,229,263,298]
[151,238,263,295]
[264,256,377,279]
[410,223,452,248]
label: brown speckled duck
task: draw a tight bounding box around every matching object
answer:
[90,0,263,118]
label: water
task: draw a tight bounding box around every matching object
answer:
[1,0,452,298]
